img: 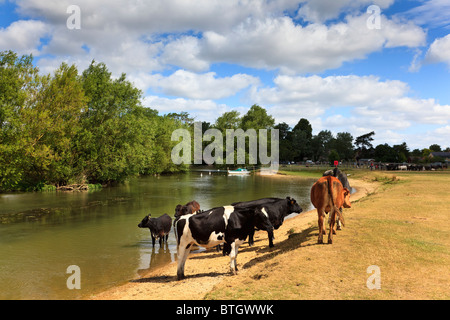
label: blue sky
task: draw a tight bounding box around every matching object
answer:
[1,0,450,150]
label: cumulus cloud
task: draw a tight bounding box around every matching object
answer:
[249,74,450,137]
[425,34,450,68]
[9,0,426,75]
[190,14,426,74]
[296,0,394,23]
[145,70,259,100]
[0,19,51,55]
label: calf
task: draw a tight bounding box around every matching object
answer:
[138,213,172,247]
[175,205,273,280]
[310,176,351,244]
[231,197,302,248]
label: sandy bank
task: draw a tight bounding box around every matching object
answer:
[91,174,377,300]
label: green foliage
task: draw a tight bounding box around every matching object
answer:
[0,52,188,191]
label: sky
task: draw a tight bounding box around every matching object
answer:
[1,0,450,150]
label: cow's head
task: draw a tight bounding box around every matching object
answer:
[343,188,351,208]
[174,205,183,219]
[138,214,151,228]
[286,197,302,214]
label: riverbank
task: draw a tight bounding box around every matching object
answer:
[91,171,380,300]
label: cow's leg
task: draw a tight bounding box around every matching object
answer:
[159,236,163,247]
[328,210,336,244]
[336,208,342,230]
[248,229,255,246]
[151,235,156,247]
[229,240,243,275]
[267,229,275,248]
[317,209,325,244]
[177,243,191,280]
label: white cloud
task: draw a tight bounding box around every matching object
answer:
[425,34,450,68]
[9,0,426,75]
[296,0,394,23]
[145,70,259,100]
[249,74,450,136]
[0,20,51,55]
[194,14,425,74]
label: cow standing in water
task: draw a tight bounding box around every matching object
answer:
[174,200,201,221]
[175,205,273,280]
[310,176,351,244]
[138,213,172,247]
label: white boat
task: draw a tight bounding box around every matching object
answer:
[227,168,250,176]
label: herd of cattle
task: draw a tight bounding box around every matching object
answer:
[138,168,352,280]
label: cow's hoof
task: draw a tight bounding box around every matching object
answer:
[318,239,323,244]
[177,274,185,281]
[336,226,342,231]
[328,239,333,244]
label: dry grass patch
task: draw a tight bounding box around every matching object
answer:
[206,171,450,300]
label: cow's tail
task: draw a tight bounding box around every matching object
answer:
[326,176,346,227]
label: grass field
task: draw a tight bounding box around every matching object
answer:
[205,170,450,300]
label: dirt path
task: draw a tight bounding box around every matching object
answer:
[91,176,376,300]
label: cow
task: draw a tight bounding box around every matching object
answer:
[138,213,172,247]
[323,168,351,230]
[174,200,201,221]
[310,176,351,244]
[231,197,302,248]
[175,205,274,280]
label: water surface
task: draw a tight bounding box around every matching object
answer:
[0,173,315,299]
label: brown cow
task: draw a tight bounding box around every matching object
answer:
[174,200,201,221]
[310,176,351,244]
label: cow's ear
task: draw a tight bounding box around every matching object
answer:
[147,213,151,217]
[343,188,350,195]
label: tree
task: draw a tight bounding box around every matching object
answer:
[79,61,156,183]
[214,110,241,131]
[328,149,340,164]
[429,144,441,152]
[311,130,334,162]
[355,131,375,159]
[274,122,293,162]
[393,142,409,163]
[0,51,41,190]
[241,104,274,130]
[291,118,313,161]
[335,132,354,161]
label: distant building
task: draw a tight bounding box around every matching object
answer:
[429,152,450,162]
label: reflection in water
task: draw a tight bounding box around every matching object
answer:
[0,173,316,299]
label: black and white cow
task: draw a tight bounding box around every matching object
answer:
[138,213,172,247]
[175,205,273,280]
[231,197,302,248]
[323,167,351,230]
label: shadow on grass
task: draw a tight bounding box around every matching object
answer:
[242,226,318,270]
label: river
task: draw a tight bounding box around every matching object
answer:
[0,172,315,299]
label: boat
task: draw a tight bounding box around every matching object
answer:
[227,168,250,176]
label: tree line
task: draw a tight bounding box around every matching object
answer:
[0,51,189,191]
